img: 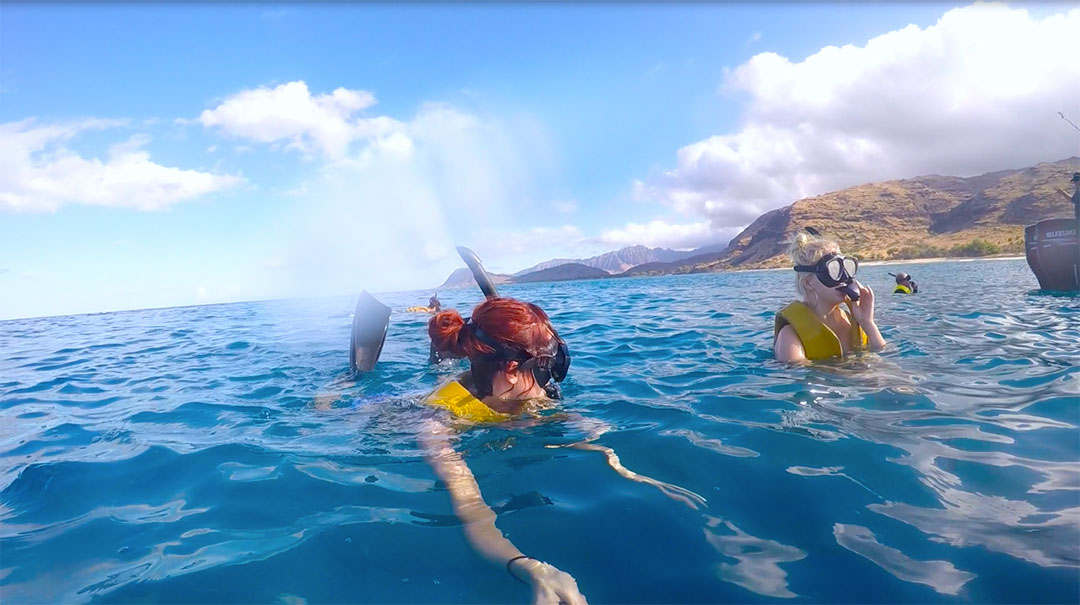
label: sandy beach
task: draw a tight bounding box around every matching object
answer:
[861,255,1026,267]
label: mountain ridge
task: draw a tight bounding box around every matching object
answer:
[515,263,609,283]
[438,157,1079,287]
[514,244,698,276]
[625,157,1079,276]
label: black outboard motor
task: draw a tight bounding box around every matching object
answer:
[1024,172,1080,292]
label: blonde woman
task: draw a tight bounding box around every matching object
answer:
[774,228,886,362]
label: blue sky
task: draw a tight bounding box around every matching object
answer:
[2,2,1077,319]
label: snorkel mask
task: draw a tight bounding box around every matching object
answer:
[469,320,571,398]
[794,252,861,301]
[446,246,571,397]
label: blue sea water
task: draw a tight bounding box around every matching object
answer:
[1,258,1078,604]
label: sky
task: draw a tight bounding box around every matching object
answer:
[1,2,1078,320]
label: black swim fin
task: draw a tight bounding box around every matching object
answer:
[456,246,500,299]
[350,290,392,373]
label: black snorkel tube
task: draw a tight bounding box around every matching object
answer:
[455,246,500,300]
[349,247,572,399]
[838,282,861,302]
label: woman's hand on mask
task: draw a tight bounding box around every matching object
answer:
[849,280,876,327]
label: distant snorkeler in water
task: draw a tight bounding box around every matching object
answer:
[774,228,886,362]
[421,297,703,604]
[890,272,918,294]
[405,293,442,314]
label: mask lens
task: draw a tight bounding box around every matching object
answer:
[551,342,570,382]
[531,364,553,388]
[825,258,844,281]
[843,257,858,278]
[526,338,569,387]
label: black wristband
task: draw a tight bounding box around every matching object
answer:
[506,555,532,585]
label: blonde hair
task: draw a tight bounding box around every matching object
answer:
[789,230,841,302]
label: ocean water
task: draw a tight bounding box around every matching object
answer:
[1,258,1077,604]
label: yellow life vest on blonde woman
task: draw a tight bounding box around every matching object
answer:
[423,378,509,423]
[773,301,867,360]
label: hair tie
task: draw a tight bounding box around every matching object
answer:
[506,555,534,585]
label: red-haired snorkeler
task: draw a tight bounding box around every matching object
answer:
[422,297,704,605]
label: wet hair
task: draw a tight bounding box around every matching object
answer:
[789,230,841,301]
[428,298,556,396]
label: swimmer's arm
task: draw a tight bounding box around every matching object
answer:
[419,420,519,563]
[419,419,586,604]
[861,321,886,352]
[773,325,808,363]
[851,283,886,352]
[549,415,706,510]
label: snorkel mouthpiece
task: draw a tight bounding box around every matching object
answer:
[839,281,860,302]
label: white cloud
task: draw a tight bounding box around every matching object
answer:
[638,4,1080,232]
[0,119,243,212]
[599,219,731,250]
[241,86,557,294]
[199,81,401,159]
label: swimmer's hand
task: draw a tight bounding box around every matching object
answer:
[549,442,706,510]
[848,280,887,351]
[849,280,876,327]
[650,477,708,510]
[515,558,587,605]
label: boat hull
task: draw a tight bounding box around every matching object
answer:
[1025,218,1080,291]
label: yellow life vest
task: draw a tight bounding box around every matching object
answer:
[893,284,912,294]
[424,379,509,423]
[773,301,867,360]
[405,306,435,313]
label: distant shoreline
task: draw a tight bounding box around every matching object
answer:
[860,255,1026,267]
[508,254,1032,280]
[693,254,1028,275]
[2,255,1033,322]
